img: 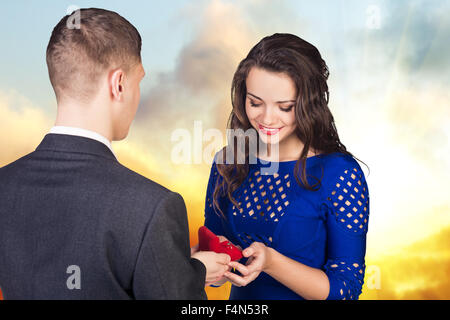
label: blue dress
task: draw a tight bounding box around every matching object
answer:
[204,152,370,300]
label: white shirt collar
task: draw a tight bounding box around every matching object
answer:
[49,126,115,157]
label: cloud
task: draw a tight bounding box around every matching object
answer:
[385,86,450,169]
[348,0,450,80]
[128,0,260,202]
[363,0,450,175]
[136,0,254,123]
[0,90,53,166]
[384,0,450,80]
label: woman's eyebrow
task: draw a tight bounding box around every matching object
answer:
[247,92,296,103]
[247,92,263,101]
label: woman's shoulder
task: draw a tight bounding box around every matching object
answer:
[318,151,368,201]
[318,152,367,192]
[320,151,363,174]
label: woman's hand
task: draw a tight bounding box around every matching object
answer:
[224,241,272,287]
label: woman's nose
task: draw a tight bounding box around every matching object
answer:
[260,106,276,126]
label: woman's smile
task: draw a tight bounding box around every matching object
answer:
[258,124,284,135]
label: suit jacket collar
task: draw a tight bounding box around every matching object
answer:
[35,133,117,161]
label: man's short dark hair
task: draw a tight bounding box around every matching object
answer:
[46,8,142,102]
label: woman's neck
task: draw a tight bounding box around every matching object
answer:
[258,135,317,162]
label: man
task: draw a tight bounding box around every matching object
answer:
[0,7,230,299]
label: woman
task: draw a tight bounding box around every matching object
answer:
[203,33,370,300]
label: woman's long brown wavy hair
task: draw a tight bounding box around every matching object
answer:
[213,33,369,218]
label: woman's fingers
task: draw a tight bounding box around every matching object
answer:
[242,247,254,257]
[228,261,250,276]
[224,269,260,287]
[221,242,266,286]
[224,271,246,287]
[246,254,265,273]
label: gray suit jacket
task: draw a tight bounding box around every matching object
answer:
[0,133,207,299]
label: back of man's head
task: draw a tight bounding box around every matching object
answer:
[46,8,142,104]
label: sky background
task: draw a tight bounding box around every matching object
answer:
[1,0,449,299]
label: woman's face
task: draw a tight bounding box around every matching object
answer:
[245,67,298,147]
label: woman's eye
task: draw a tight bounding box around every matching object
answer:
[250,101,261,107]
[280,105,295,112]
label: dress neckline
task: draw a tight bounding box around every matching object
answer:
[252,153,327,168]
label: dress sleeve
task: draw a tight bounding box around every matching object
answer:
[204,161,226,236]
[322,165,370,300]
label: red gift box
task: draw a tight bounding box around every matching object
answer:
[198,226,243,261]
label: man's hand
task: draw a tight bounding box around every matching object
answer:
[191,235,242,286]
[191,250,231,283]
[191,243,199,256]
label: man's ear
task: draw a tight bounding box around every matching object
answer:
[110,68,124,101]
